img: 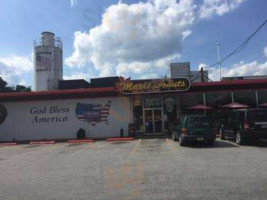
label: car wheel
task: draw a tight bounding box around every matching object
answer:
[172,132,177,141]
[179,136,185,146]
[207,139,215,146]
[236,131,246,145]
[219,128,225,140]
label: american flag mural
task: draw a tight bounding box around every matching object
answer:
[75,101,112,126]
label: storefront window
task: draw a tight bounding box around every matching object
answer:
[205,92,232,107]
[143,97,162,108]
[257,90,267,105]
[180,93,204,116]
[163,96,177,131]
[133,96,143,132]
[205,92,232,131]
[233,91,256,107]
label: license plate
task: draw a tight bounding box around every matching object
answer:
[197,137,204,141]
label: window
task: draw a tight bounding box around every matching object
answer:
[257,90,267,105]
[206,92,232,107]
[233,91,256,107]
[180,93,204,116]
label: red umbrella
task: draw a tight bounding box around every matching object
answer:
[221,102,249,109]
[259,102,267,107]
[188,104,212,110]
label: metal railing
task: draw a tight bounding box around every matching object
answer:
[33,37,63,49]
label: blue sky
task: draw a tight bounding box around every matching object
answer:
[0,0,267,87]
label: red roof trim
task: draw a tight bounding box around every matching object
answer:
[192,79,267,87]
[1,79,267,102]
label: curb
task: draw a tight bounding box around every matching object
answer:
[29,141,56,145]
[68,139,94,143]
[0,142,18,146]
[106,137,134,142]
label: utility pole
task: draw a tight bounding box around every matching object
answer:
[216,43,222,80]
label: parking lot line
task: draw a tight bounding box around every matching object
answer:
[130,139,141,155]
[68,144,90,158]
[165,138,176,153]
[6,143,65,160]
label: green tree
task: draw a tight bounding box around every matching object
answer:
[0,77,7,91]
[0,77,31,93]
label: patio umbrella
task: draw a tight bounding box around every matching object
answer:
[259,102,267,107]
[188,104,212,110]
[221,102,249,109]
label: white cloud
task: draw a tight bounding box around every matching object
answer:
[70,0,77,8]
[0,55,33,86]
[264,46,267,57]
[198,63,209,71]
[207,61,267,81]
[116,54,180,79]
[199,0,246,19]
[65,0,196,78]
[66,0,246,79]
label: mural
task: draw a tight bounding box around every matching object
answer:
[0,104,7,125]
[75,101,112,126]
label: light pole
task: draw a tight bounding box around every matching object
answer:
[217,43,222,80]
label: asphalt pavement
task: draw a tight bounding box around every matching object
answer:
[0,139,267,200]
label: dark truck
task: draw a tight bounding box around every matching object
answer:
[219,108,267,145]
[172,115,215,146]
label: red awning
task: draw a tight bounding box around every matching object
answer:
[188,104,212,110]
[259,102,267,107]
[221,102,249,109]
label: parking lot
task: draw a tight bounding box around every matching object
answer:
[0,139,267,200]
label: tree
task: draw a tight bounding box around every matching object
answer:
[0,77,31,93]
[15,85,31,92]
[0,77,7,91]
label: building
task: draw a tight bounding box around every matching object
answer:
[170,62,209,83]
[222,75,267,81]
[1,32,267,142]
[1,77,267,142]
[34,32,63,91]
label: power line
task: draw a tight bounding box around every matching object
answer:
[208,18,267,69]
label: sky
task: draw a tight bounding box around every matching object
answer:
[0,0,267,87]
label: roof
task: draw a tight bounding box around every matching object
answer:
[90,76,120,88]
[58,79,90,90]
[1,78,267,102]
[188,79,267,93]
[0,87,117,103]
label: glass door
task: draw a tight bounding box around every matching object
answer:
[154,109,163,133]
[144,109,163,134]
[144,110,153,134]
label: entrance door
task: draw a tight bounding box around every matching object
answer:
[144,109,163,134]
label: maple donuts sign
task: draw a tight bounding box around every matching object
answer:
[117,78,191,94]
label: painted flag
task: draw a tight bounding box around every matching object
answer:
[75,101,112,125]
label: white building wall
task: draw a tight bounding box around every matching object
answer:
[0,97,131,142]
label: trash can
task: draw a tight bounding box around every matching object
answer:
[120,129,124,137]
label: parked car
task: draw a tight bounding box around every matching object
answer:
[172,115,215,146]
[219,108,267,145]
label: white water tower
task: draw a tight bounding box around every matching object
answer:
[34,32,63,91]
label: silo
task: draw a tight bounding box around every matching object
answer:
[34,32,63,91]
